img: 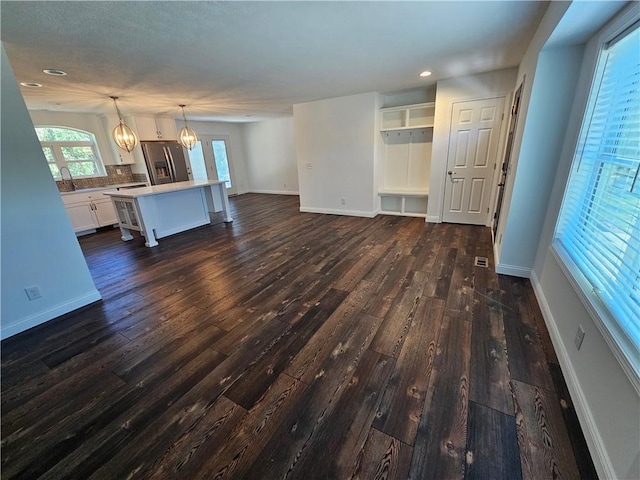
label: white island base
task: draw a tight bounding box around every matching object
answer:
[103,180,233,248]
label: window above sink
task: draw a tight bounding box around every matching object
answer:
[35,126,106,179]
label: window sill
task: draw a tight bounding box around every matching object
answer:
[551,242,640,394]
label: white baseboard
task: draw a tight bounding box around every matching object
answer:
[426,215,441,223]
[0,290,102,340]
[299,206,377,218]
[495,262,531,278]
[248,189,300,195]
[530,271,617,480]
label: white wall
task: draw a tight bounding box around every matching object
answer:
[496,46,584,277]
[241,117,299,194]
[490,1,639,478]
[1,45,101,340]
[427,68,517,223]
[491,1,571,273]
[294,92,378,217]
[187,120,250,194]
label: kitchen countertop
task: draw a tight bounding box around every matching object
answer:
[59,182,148,195]
[102,180,226,199]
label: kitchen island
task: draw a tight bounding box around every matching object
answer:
[103,180,232,247]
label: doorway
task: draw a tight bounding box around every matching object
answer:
[492,81,524,240]
[442,96,505,225]
[186,135,238,195]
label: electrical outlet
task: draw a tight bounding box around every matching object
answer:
[284,183,287,189]
[574,325,585,350]
[25,285,42,301]
[306,163,312,170]
[116,168,122,175]
[340,197,346,206]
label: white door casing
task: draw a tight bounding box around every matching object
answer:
[442,97,505,225]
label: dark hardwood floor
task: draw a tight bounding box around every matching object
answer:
[1,193,597,479]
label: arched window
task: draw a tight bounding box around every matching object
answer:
[35,126,106,179]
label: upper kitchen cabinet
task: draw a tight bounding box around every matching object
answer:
[132,115,178,141]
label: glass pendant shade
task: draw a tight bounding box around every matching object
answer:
[110,96,138,153]
[179,104,198,150]
[179,125,198,150]
[112,122,138,153]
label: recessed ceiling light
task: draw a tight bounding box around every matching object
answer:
[43,69,67,76]
[20,82,43,88]
[420,71,432,77]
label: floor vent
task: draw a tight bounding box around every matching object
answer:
[474,256,489,268]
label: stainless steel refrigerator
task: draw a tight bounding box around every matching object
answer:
[141,141,191,185]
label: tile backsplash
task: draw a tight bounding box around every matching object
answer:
[56,165,141,192]
[132,173,147,183]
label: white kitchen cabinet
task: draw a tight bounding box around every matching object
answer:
[132,115,178,141]
[61,190,119,234]
[93,198,119,226]
[65,203,98,232]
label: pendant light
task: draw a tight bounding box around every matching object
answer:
[110,96,138,153]
[178,104,198,150]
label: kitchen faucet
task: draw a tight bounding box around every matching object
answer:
[59,166,76,191]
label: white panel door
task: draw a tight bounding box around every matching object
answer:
[442,97,504,224]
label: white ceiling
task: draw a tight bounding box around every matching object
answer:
[1,1,548,122]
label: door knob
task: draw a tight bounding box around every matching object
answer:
[448,171,455,175]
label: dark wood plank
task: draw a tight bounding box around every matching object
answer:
[284,279,378,381]
[1,333,131,412]
[0,194,593,480]
[192,373,306,479]
[39,348,228,479]
[364,253,416,318]
[464,400,522,480]
[347,428,413,480]
[527,283,559,364]
[469,288,514,415]
[511,379,581,480]
[548,363,598,480]
[445,253,475,318]
[285,349,395,479]
[373,296,444,444]
[333,243,387,292]
[499,276,554,391]
[0,372,128,479]
[409,315,471,480]
[243,314,384,479]
[369,269,429,358]
[145,396,246,479]
[423,246,457,299]
[224,288,348,409]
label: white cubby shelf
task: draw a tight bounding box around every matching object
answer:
[378,190,429,218]
[380,102,435,132]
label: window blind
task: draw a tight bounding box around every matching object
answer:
[556,26,640,351]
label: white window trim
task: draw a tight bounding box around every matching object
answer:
[36,126,107,179]
[551,4,640,395]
